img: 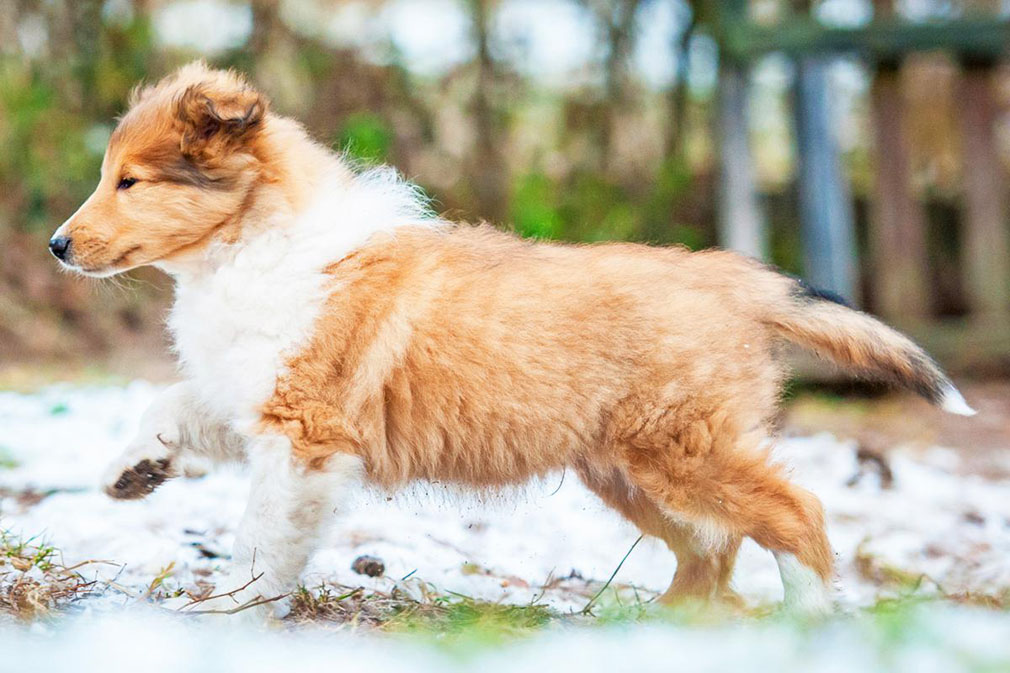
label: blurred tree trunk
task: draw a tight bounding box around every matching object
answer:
[716,61,766,259]
[466,0,509,224]
[68,0,103,112]
[247,0,306,111]
[249,0,279,55]
[663,1,697,162]
[585,0,642,173]
[0,1,28,55]
[248,0,299,63]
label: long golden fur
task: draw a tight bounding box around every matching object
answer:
[55,62,972,610]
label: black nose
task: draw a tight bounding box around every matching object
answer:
[49,236,71,261]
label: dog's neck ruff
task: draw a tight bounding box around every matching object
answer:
[167,166,444,429]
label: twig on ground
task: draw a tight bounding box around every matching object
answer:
[179,571,265,610]
[182,592,289,616]
[105,580,140,599]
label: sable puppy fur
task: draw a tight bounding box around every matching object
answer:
[52,62,975,616]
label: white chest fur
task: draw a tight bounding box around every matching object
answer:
[166,167,441,433]
[169,234,328,428]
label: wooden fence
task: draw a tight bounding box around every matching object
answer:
[708,0,1010,371]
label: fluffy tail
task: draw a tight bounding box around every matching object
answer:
[764,281,976,416]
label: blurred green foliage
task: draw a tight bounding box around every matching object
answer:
[510,156,709,247]
[0,12,158,233]
[512,172,562,239]
[339,112,394,164]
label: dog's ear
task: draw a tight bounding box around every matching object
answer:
[176,81,267,159]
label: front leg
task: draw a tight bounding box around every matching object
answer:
[194,435,363,618]
[103,382,245,499]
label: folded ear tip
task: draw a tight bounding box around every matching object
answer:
[171,69,267,157]
[244,96,267,123]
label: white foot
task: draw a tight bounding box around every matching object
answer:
[774,552,833,616]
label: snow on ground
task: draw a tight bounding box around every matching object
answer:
[4,604,1010,673]
[2,383,1010,671]
[1,382,1009,614]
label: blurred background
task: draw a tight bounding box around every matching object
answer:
[1,0,1009,381]
[2,1,1010,640]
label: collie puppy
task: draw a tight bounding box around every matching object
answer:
[51,62,974,618]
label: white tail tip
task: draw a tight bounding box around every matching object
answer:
[940,385,977,416]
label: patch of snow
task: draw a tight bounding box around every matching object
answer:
[1,384,1009,616]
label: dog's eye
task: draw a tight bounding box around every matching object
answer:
[117,177,138,190]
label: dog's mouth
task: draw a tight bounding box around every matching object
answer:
[61,245,142,277]
[61,261,126,278]
[76,265,125,278]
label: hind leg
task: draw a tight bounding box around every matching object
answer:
[620,433,834,614]
[576,465,742,606]
[661,533,743,607]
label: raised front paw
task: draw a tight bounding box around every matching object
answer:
[104,456,176,500]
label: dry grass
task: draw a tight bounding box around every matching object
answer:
[285,578,558,648]
[0,530,105,621]
[854,537,1010,611]
[287,580,450,628]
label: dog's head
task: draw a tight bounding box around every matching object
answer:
[49,62,269,276]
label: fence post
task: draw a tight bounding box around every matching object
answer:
[958,58,1010,324]
[868,59,930,322]
[793,56,860,304]
[717,60,767,259]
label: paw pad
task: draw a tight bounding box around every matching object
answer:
[108,458,173,499]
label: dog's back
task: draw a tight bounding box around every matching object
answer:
[261,225,778,482]
[264,223,966,487]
